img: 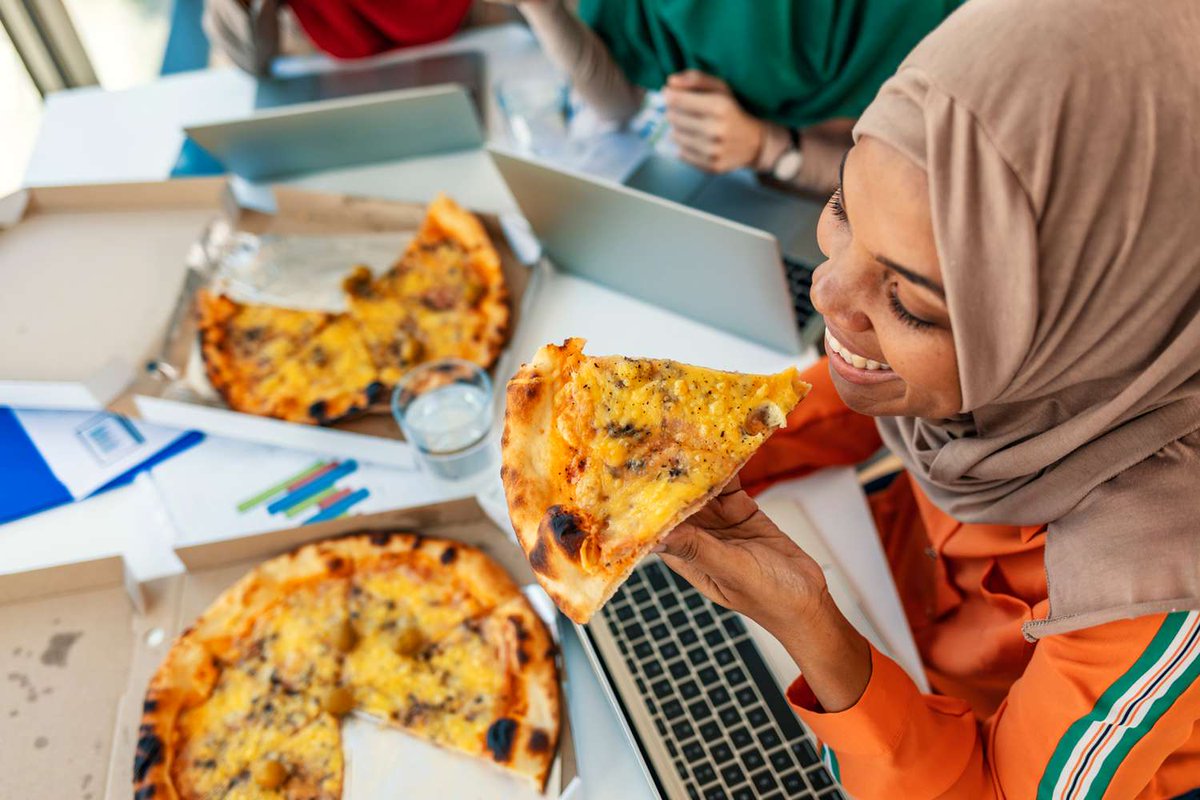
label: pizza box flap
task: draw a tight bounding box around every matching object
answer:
[0,554,144,800]
[0,178,230,410]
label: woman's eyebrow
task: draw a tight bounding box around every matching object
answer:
[877,255,946,297]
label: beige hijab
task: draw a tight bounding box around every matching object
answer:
[855,0,1200,639]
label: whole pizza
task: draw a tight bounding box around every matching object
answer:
[197,194,510,425]
[134,532,559,799]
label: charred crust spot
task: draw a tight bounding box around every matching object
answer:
[440,546,458,565]
[326,556,346,572]
[142,699,158,713]
[544,645,557,659]
[411,533,425,550]
[133,731,164,783]
[365,381,385,403]
[308,400,329,424]
[368,530,395,547]
[486,718,518,763]
[509,615,531,641]
[528,729,551,753]
[134,787,156,800]
[528,539,550,574]
[524,384,539,400]
[546,505,587,559]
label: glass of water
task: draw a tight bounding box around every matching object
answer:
[391,359,494,480]
[495,75,570,157]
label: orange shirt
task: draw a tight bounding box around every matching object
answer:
[744,359,1200,799]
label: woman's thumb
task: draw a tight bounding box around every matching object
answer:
[654,524,726,574]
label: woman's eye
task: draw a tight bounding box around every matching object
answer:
[888,284,936,330]
[828,187,848,223]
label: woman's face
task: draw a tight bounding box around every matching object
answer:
[811,136,963,420]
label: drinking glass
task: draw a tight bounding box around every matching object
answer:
[391,359,494,480]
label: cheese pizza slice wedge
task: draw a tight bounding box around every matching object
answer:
[502,338,810,623]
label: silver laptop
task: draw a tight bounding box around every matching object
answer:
[565,554,846,800]
[624,154,826,268]
[490,150,813,356]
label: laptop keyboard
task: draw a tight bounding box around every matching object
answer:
[599,561,843,800]
[783,257,817,332]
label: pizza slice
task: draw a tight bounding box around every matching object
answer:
[387,193,509,366]
[250,313,384,424]
[502,338,810,623]
[197,290,331,418]
[343,594,559,790]
[342,265,425,387]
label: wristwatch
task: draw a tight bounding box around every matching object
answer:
[771,128,804,182]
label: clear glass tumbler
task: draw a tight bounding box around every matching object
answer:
[391,359,494,481]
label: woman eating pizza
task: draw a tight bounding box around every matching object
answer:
[655,0,1200,796]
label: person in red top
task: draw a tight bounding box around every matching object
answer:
[203,0,492,75]
[656,0,1200,797]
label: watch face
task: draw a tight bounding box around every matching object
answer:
[774,150,804,182]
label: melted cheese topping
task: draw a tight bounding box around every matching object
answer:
[557,354,804,570]
[351,565,490,646]
[344,618,505,755]
[170,547,539,798]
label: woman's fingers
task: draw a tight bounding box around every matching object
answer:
[671,125,718,154]
[677,143,719,170]
[655,524,736,606]
[666,70,728,93]
[663,87,721,116]
[686,488,761,531]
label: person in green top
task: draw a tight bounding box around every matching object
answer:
[498,0,963,194]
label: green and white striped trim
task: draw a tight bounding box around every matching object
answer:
[821,743,841,783]
[1038,610,1200,800]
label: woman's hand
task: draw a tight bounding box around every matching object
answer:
[656,475,874,712]
[655,476,828,638]
[662,71,767,173]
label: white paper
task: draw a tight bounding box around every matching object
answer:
[12,408,188,499]
[148,435,484,546]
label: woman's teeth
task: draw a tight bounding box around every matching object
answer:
[826,331,891,371]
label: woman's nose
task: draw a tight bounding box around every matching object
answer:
[811,260,873,333]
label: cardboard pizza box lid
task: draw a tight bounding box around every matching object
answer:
[0,178,229,410]
[0,498,578,800]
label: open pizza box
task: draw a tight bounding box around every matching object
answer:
[1,84,540,468]
[0,176,533,469]
[0,496,580,800]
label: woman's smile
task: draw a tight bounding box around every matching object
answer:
[824,328,899,385]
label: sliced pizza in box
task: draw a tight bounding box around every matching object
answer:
[501,338,810,623]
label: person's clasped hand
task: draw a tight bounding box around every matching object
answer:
[662,70,766,173]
